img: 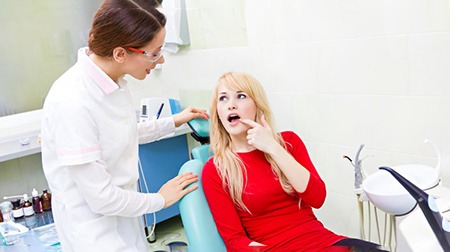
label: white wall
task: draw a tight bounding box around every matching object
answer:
[127,0,450,242]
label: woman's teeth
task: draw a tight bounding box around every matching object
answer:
[228,115,240,122]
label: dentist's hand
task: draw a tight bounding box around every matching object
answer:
[173,107,209,127]
[158,172,198,208]
[240,115,279,154]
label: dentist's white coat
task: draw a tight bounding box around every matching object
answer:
[41,48,175,252]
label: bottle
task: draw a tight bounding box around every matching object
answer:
[41,189,52,211]
[11,199,24,219]
[22,194,34,217]
[0,201,13,221]
[0,209,3,222]
[32,188,42,214]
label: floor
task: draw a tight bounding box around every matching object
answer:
[147,215,188,252]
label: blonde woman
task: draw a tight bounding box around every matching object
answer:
[202,72,384,251]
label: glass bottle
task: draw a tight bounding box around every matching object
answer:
[41,189,52,211]
[22,194,34,217]
[32,188,42,214]
[11,199,24,219]
[0,201,13,221]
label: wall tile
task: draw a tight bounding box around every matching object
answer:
[314,191,361,238]
[409,32,450,96]
[265,92,297,131]
[316,36,409,95]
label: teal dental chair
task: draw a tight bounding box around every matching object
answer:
[178,118,226,252]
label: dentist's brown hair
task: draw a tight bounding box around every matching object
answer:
[88,0,166,57]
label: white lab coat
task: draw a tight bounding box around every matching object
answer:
[41,47,176,252]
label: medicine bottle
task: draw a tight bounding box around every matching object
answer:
[11,199,24,219]
[0,201,13,221]
[32,188,42,214]
[41,189,52,211]
[22,194,34,217]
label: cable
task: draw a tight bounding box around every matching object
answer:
[138,157,157,239]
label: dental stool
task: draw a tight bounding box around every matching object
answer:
[178,118,226,252]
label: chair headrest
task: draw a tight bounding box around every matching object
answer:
[187,118,210,144]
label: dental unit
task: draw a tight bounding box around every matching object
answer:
[357,139,450,251]
[379,166,450,251]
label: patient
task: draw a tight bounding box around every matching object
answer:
[202,71,385,251]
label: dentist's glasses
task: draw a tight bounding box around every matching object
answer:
[125,46,165,63]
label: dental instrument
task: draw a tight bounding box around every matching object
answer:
[344,145,392,250]
[347,144,365,192]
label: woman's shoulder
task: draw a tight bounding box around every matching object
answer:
[203,158,215,169]
[202,158,222,185]
[280,131,308,153]
[280,130,302,142]
[202,158,218,176]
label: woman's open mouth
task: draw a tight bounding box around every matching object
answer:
[227,114,241,124]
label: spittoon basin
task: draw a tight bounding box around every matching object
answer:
[362,164,439,216]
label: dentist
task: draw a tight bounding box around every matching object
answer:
[41,0,208,251]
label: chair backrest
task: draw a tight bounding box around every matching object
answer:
[178,145,226,252]
[179,118,226,251]
[191,144,213,164]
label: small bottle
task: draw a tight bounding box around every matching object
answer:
[32,188,42,214]
[11,199,24,219]
[0,201,13,221]
[22,194,34,217]
[41,189,52,211]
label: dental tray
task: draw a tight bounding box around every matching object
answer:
[0,222,29,246]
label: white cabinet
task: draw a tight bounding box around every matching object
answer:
[0,110,42,162]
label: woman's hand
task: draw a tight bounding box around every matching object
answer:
[158,172,198,208]
[240,115,279,155]
[173,107,209,127]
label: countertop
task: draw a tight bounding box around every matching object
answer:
[1,211,59,252]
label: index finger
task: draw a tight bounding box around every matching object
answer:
[239,118,260,128]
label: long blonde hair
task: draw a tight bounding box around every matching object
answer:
[209,72,294,212]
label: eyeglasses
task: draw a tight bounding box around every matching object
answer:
[125,46,165,63]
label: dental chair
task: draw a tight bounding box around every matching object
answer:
[178,118,226,252]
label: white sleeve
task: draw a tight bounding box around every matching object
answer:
[137,117,176,144]
[68,160,165,217]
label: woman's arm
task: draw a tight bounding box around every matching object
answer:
[172,106,208,127]
[69,160,165,216]
[240,116,310,192]
[138,116,176,144]
[240,116,326,208]
[138,107,208,144]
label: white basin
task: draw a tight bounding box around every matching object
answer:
[362,164,439,215]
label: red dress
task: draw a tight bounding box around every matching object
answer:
[202,131,347,252]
